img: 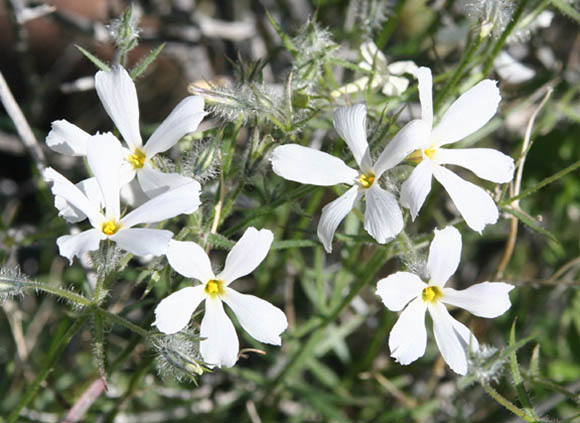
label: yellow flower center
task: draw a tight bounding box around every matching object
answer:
[127,148,146,169]
[358,173,375,188]
[204,279,224,298]
[407,146,437,163]
[101,220,121,236]
[421,285,442,303]
[424,147,437,160]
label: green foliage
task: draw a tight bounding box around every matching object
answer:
[2,1,580,422]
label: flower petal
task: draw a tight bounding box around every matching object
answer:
[217,227,274,284]
[167,239,215,282]
[389,298,428,365]
[363,184,404,243]
[270,144,358,186]
[95,66,143,149]
[450,317,480,354]
[120,180,201,228]
[376,271,426,311]
[153,286,206,334]
[360,41,387,68]
[53,177,103,223]
[120,177,148,207]
[45,120,90,156]
[434,148,515,184]
[493,51,535,84]
[200,298,239,368]
[137,165,200,198]
[386,60,418,76]
[57,229,104,263]
[417,67,433,128]
[429,301,468,375]
[110,228,173,257]
[221,288,288,345]
[144,96,206,157]
[431,79,500,147]
[87,133,123,221]
[381,75,410,97]
[374,119,432,177]
[432,164,498,233]
[43,168,102,226]
[400,159,433,220]
[427,226,462,286]
[317,185,362,253]
[333,104,373,171]
[442,282,514,318]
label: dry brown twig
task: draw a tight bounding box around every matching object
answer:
[495,87,553,279]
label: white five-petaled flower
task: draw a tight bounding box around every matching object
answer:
[399,66,515,232]
[332,41,418,98]
[376,226,514,375]
[46,65,206,200]
[153,227,288,368]
[44,133,201,263]
[271,104,429,253]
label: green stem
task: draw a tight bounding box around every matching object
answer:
[7,316,88,423]
[95,307,149,338]
[482,382,537,422]
[481,0,531,77]
[434,32,483,111]
[502,157,580,205]
[20,280,92,307]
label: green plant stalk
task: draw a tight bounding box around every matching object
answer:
[502,157,580,205]
[95,307,149,338]
[20,280,92,307]
[481,0,531,77]
[19,278,149,337]
[434,32,482,111]
[376,0,405,49]
[509,322,539,420]
[481,382,536,422]
[7,316,88,423]
[270,245,391,391]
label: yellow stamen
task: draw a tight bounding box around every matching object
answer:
[101,220,121,236]
[424,147,437,160]
[422,285,442,303]
[358,173,375,188]
[407,146,437,163]
[127,148,146,169]
[204,279,224,298]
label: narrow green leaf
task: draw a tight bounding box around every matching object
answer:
[265,11,298,56]
[75,45,111,72]
[271,239,319,250]
[551,0,580,23]
[130,43,166,79]
[529,344,541,379]
[503,157,580,205]
[501,206,559,244]
[509,321,539,420]
[207,232,235,250]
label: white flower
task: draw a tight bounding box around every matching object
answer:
[271,104,430,252]
[46,65,206,199]
[44,133,201,263]
[493,51,535,84]
[331,41,418,98]
[400,66,515,232]
[376,226,514,375]
[153,227,288,368]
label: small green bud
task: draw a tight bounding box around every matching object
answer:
[292,91,310,109]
